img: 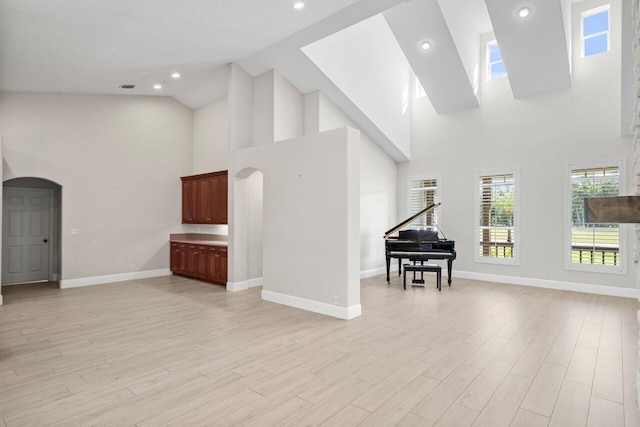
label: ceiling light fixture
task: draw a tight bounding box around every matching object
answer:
[171,72,180,79]
[153,84,162,90]
[420,41,432,51]
[293,2,305,9]
[517,7,531,18]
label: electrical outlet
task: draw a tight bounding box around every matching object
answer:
[333,296,339,304]
[541,272,547,279]
[71,228,79,235]
[131,264,137,271]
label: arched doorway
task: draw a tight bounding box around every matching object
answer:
[230,167,263,290]
[2,177,62,286]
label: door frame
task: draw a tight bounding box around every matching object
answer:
[2,186,54,285]
[2,180,61,286]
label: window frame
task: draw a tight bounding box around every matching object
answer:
[486,40,507,82]
[581,4,610,58]
[565,159,626,274]
[474,168,520,266]
[407,174,441,231]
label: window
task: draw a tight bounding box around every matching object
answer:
[568,162,624,272]
[487,41,507,81]
[408,176,439,229]
[582,5,610,57]
[475,170,518,264]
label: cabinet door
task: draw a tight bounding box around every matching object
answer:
[186,245,198,274]
[218,247,228,284]
[171,243,187,273]
[195,246,208,278]
[217,174,228,224]
[207,247,219,282]
[177,244,187,272]
[170,243,180,272]
[182,180,197,223]
[197,178,213,223]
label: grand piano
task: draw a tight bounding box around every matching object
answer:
[384,202,456,284]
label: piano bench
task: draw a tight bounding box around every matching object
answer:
[403,263,442,291]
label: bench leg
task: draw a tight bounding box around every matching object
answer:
[403,268,406,290]
[437,270,441,291]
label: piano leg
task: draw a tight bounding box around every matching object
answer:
[398,258,402,276]
[386,255,391,284]
[447,259,453,285]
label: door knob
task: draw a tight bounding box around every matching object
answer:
[43,239,48,243]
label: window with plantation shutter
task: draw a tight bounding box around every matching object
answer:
[475,170,519,265]
[567,161,625,273]
[408,176,439,229]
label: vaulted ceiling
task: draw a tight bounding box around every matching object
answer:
[0,0,629,162]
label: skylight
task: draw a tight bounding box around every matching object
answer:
[487,41,507,81]
[582,5,610,57]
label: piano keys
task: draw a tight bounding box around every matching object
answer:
[384,203,456,285]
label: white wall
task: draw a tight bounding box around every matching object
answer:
[252,70,275,146]
[301,13,411,159]
[310,91,398,275]
[246,171,263,280]
[193,97,228,174]
[273,71,304,142]
[0,92,193,283]
[189,96,230,236]
[231,128,361,319]
[400,0,634,292]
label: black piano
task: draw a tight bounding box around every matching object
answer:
[384,202,456,284]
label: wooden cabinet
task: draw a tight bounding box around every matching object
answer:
[182,180,197,223]
[207,246,228,285]
[170,242,187,273]
[181,171,228,224]
[170,242,227,285]
[186,245,208,279]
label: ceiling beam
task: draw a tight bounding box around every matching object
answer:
[485,0,572,99]
[384,0,479,114]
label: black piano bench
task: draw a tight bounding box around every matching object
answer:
[403,263,442,291]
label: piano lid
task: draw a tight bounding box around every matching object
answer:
[384,202,441,238]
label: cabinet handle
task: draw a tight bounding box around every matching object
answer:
[176,250,180,252]
[194,252,199,255]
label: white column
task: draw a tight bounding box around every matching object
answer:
[632,0,640,408]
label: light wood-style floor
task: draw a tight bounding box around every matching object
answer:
[0,274,638,426]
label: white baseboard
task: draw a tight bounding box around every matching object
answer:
[226,280,248,292]
[454,270,640,299]
[0,294,3,305]
[261,290,361,320]
[248,277,263,288]
[227,277,263,292]
[60,269,171,289]
[361,264,398,279]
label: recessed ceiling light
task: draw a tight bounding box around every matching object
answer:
[517,7,531,18]
[420,41,432,51]
[171,72,180,79]
[153,84,162,90]
[293,2,304,9]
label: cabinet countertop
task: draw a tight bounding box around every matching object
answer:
[171,239,227,246]
[169,233,228,247]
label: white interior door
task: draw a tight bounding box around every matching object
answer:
[2,187,52,284]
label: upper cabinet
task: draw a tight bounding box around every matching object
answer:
[181,171,228,224]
